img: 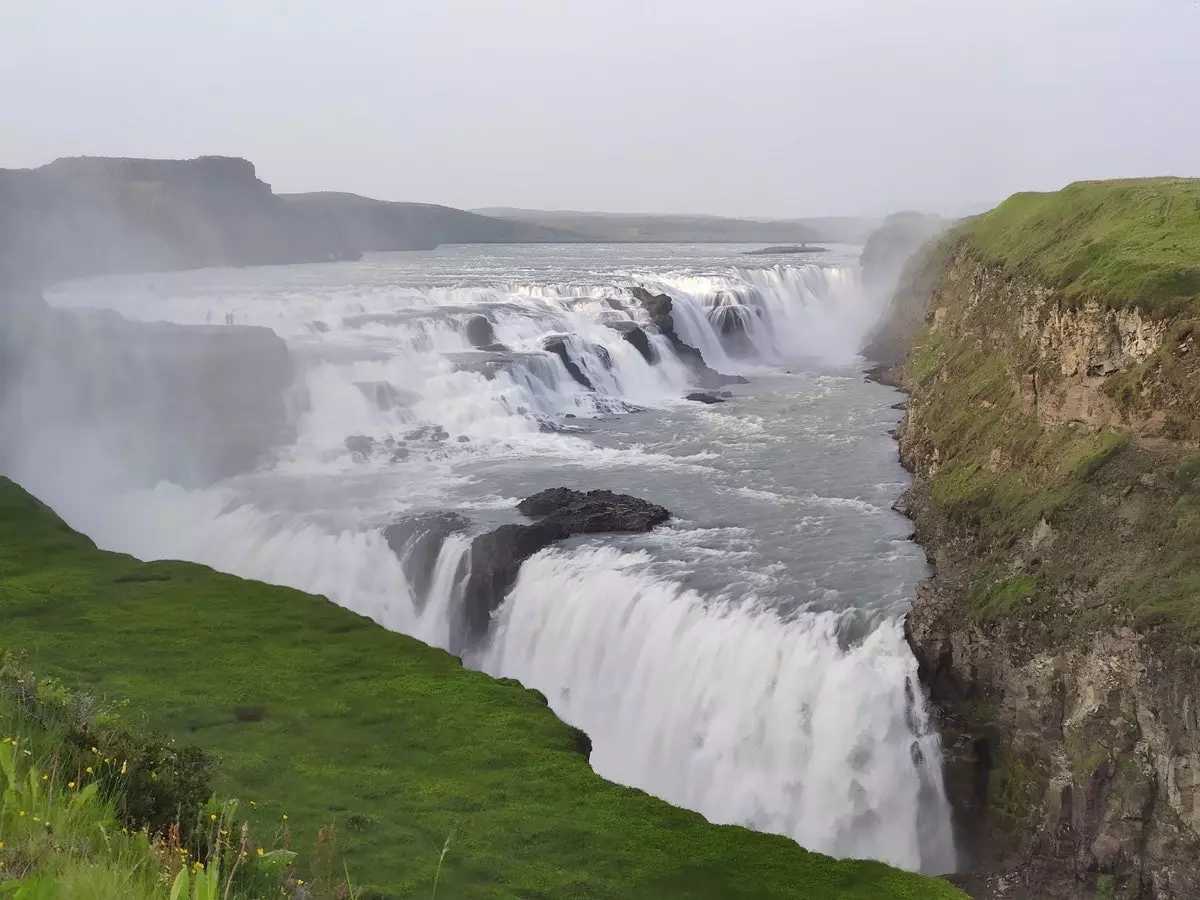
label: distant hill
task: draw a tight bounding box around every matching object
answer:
[0,157,592,287]
[0,156,364,285]
[472,207,848,244]
[281,192,587,252]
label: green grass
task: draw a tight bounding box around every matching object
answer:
[0,478,963,899]
[966,177,1200,313]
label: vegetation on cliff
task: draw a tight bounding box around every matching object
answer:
[0,477,963,899]
[881,177,1200,897]
[966,178,1200,313]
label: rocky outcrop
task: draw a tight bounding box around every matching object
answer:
[542,336,595,389]
[630,285,747,387]
[453,489,670,652]
[464,315,496,348]
[886,221,1200,898]
[516,487,671,533]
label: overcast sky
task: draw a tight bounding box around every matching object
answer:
[3,0,1198,218]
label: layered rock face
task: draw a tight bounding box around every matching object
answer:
[873,201,1200,900]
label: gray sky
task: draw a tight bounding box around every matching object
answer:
[3,0,1199,218]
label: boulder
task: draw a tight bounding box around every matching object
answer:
[453,488,671,651]
[464,314,496,348]
[345,434,376,460]
[455,519,568,650]
[383,511,471,606]
[518,487,671,534]
[685,392,724,404]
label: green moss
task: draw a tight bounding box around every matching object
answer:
[0,478,963,899]
[987,750,1043,841]
[965,178,1200,313]
[966,575,1038,622]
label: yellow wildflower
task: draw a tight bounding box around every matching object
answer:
[68,781,76,789]
[257,848,264,857]
[86,766,93,774]
[121,760,127,775]
[18,811,25,817]
[210,813,217,821]
[91,746,98,754]
[282,814,288,821]
[40,774,47,781]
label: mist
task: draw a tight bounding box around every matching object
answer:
[4,0,1198,218]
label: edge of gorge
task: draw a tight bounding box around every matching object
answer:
[0,476,964,898]
[868,178,1200,900]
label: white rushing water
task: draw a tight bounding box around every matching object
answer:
[12,243,955,874]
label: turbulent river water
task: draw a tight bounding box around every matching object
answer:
[28,243,955,873]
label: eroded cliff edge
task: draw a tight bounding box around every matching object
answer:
[871,179,1200,899]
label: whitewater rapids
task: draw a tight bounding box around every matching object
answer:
[10,243,955,874]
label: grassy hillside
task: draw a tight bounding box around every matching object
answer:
[965,177,1200,313]
[0,477,962,899]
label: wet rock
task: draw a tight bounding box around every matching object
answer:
[455,519,568,650]
[384,511,471,606]
[686,391,724,404]
[309,320,330,333]
[345,434,376,460]
[389,446,410,462]
[475,341,510,353]
[464,314,495,348]
[542,335,593,389]
[518,487,671,534]
[629,285,747,387]
[606,320,658,364]
[453,488,671,651]
[456,435,470,443]
[719,390,734,398]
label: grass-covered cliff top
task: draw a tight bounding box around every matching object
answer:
[0,477,962,899]
[965,177,1200,313]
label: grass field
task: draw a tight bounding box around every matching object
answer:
[965,177,1200,313]
[0,477,963,899]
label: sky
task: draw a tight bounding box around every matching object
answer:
[2,0,1199,218]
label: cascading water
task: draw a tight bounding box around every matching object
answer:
[9,243,954,875]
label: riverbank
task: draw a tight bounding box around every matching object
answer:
[873,178,1200,899]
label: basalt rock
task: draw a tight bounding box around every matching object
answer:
[606,320,658,364]
[454,488,671,652]
[629,285,747,387]
[464,315,496,348]
[517,487,671,534]
[685,391,724,404]
[542,336,593,389]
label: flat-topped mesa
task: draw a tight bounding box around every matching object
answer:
[879,177,1200,899]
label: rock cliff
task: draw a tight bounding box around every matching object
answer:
[870,179,1200,899]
